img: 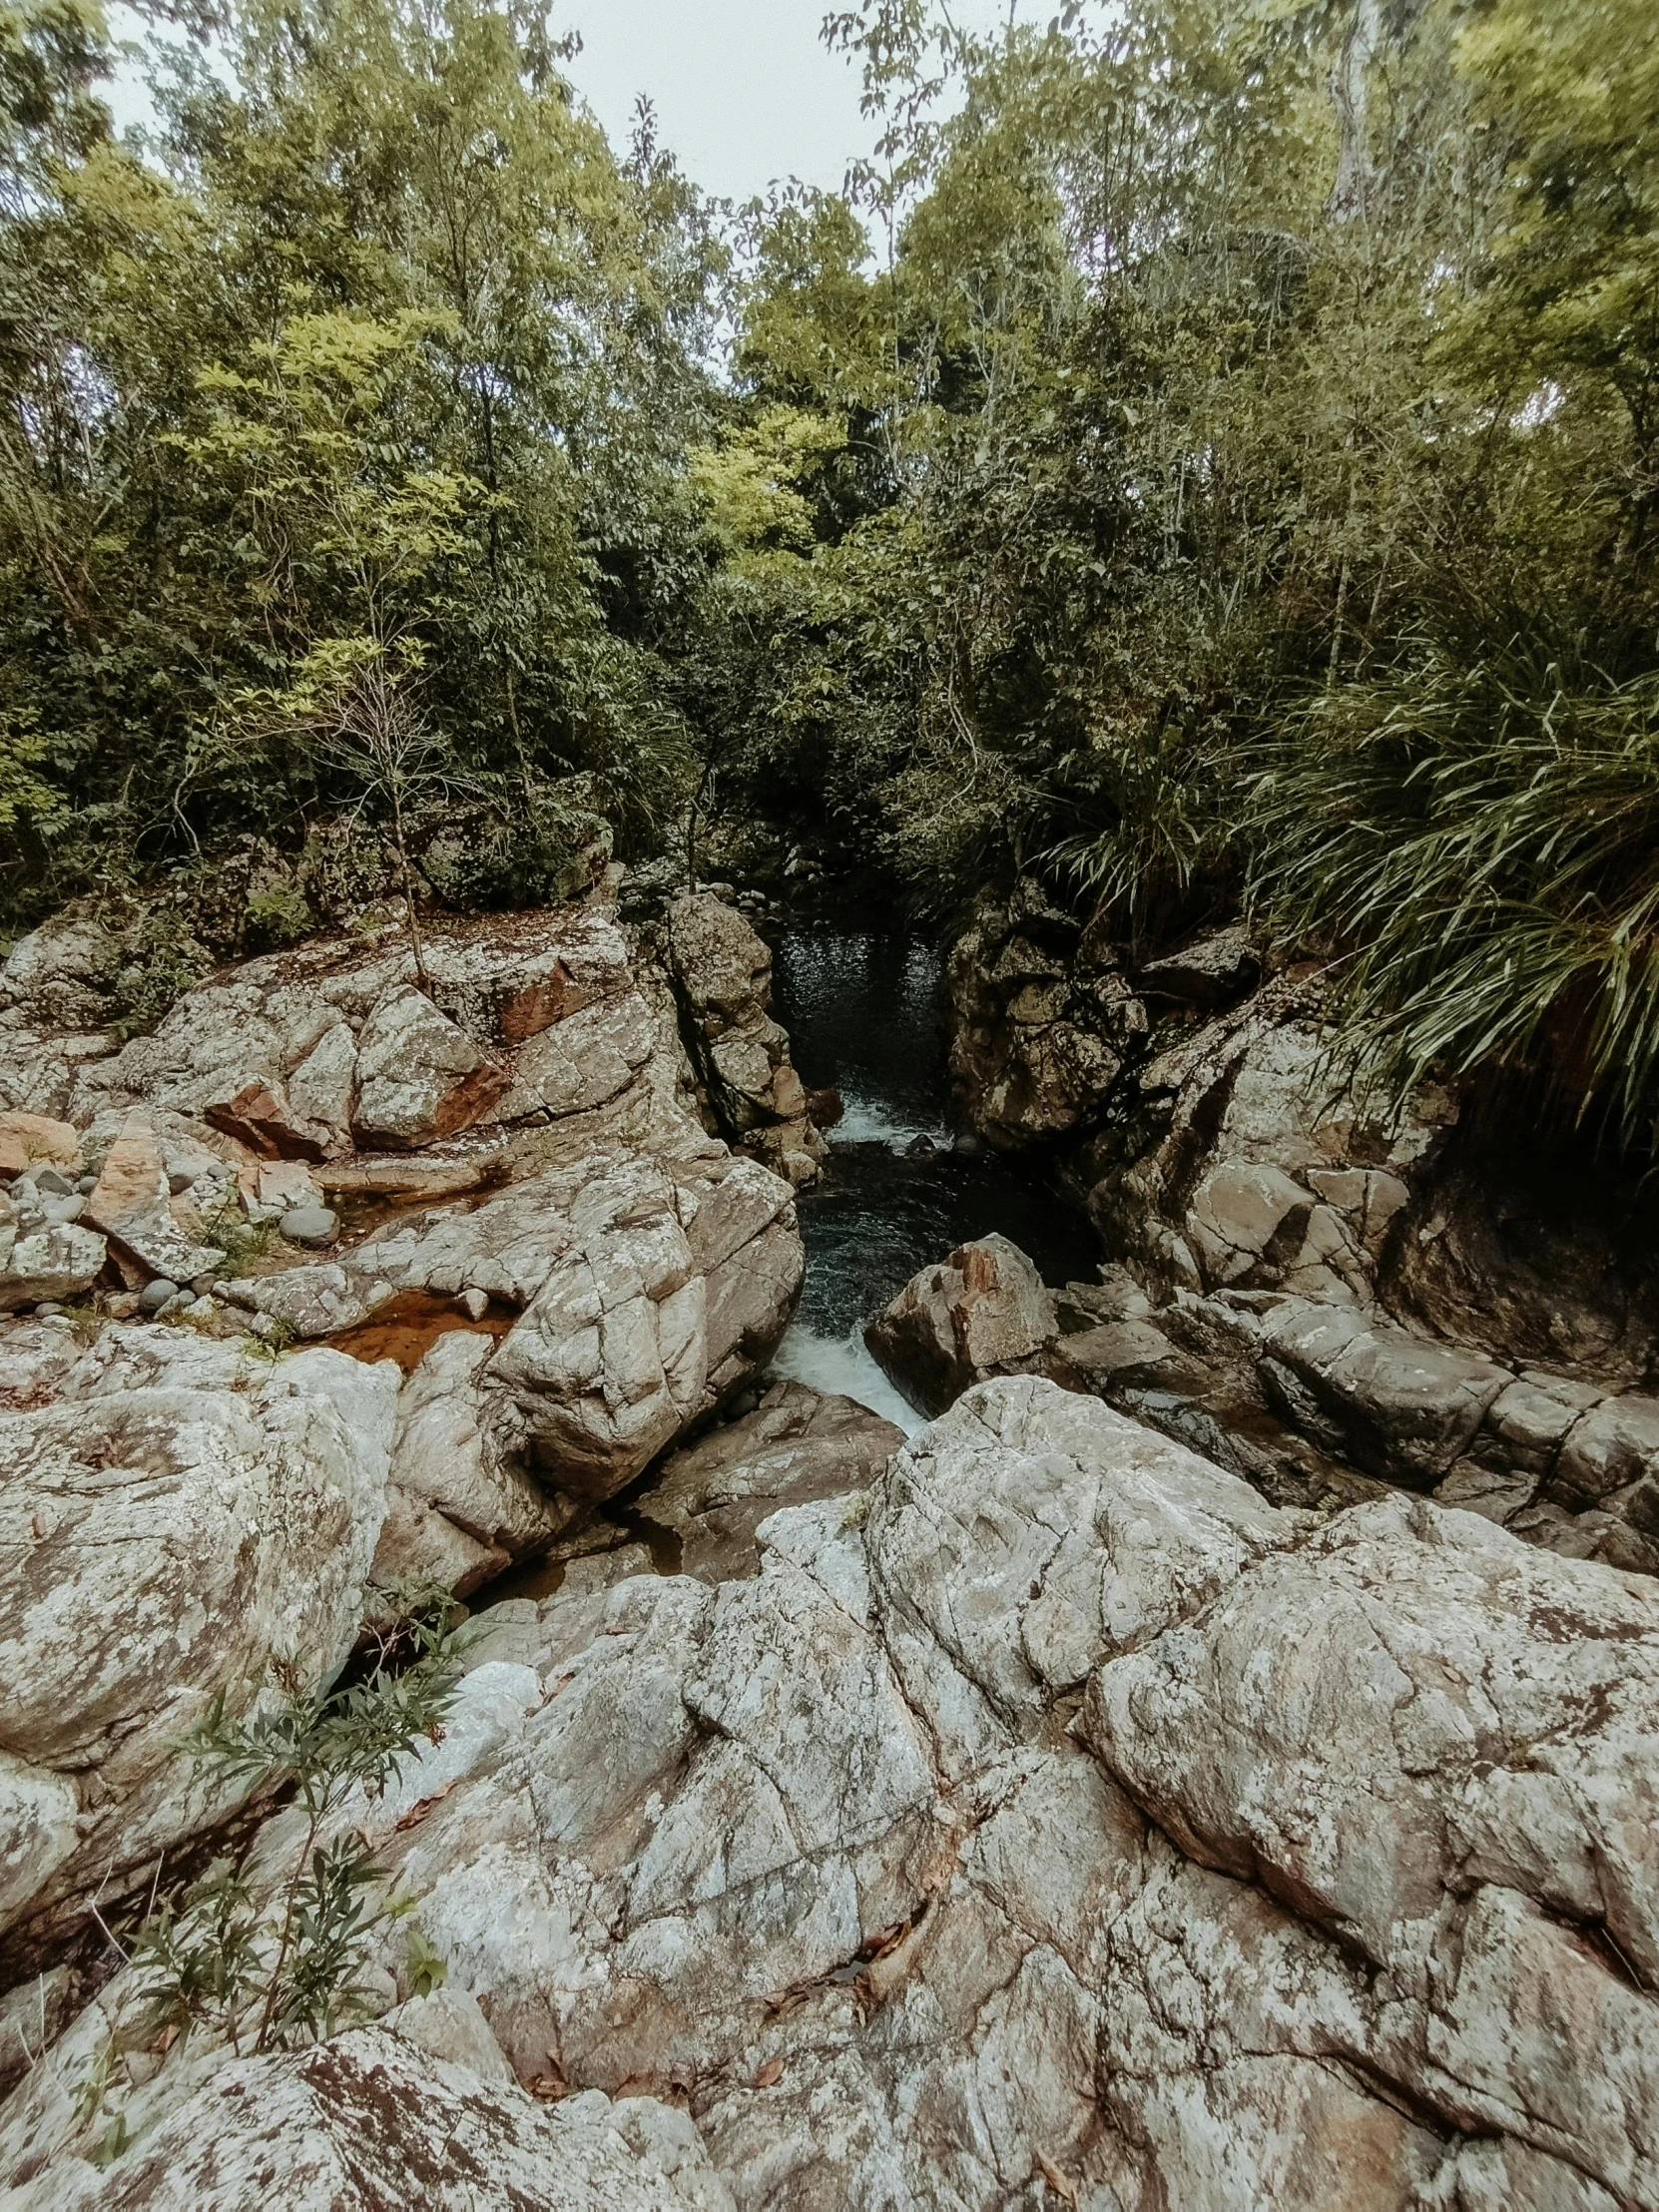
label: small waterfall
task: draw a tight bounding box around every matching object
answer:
[768,928,1099,1421]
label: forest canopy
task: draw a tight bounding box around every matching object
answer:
[3,0,1657,1136]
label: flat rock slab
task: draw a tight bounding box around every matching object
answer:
[1261,1297,1512,1483]
[85,1111,224,1285]
[0,1114,81,1182]
[642,1379,903,1579]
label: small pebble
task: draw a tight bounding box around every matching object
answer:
[34,1302,65,1319]
[167,1169,197,1195]
[280,1205,338,1248]
[138,1278,180,1316]
[77,1174,98,1194]
[457,1287,490,1321]
[34,1167,74,1197]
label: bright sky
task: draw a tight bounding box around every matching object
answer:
[107,0,1019,209]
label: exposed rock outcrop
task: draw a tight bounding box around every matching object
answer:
[0,1323,396,1964]
[662,891,826,1186]
[942,900,1659,1573]
[12,1379,1651,2208]
[0,898,806,1584]
[947,884,1149,1149]
[1,2013,733,2211]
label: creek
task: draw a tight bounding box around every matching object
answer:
[766,929,1102,1431]
[504,926,1102,1598]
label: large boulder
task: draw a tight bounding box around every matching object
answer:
[371,1331,573,1595]
[0,1113,82,1183]
[1259,1297,1513,1485]
[863,1232,1059,1417]
[0,916,121,1034]
[663,892,824,1186]
[63,906,682,1166]
[0,1323,396,1964]
[349,982,508,1149]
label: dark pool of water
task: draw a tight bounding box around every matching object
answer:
[769,931,1101,1422]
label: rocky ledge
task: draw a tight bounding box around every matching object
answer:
[935,892,1659,1585]
[5,1377,1657,2208]
[0,887,814,1975]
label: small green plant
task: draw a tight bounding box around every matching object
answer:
[116,1583,466,2068]
[106,912,212,1042]
[201,1190,274,1277]
[88,2114,130,2170]
[404,1925,448,1999]
[242,885,314,951]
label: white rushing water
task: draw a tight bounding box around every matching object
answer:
[769,1318,924,1435]
[827,1091,954,1153]
[763,928,1098,1434]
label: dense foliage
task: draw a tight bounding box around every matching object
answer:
[3,0,1657,1135]
[1,0,717,933]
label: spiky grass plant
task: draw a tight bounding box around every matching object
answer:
[1248,652,1659,1146]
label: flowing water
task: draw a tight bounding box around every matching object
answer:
[766,930,1102,1432]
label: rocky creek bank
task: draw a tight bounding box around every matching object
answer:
[917,882,1659,1589]
[3,874,1659,2208]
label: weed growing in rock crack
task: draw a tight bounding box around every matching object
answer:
[202,1190,277,1276]
[78,1582,468,2152]
[238,1318,295,1359]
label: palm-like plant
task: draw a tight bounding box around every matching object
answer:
[1249,653,1659,1145]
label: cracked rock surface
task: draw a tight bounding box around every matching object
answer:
[15,1379,1655,2207]
[0,1324,396,1966]
[2,2014,734,2211]
[0,892,811,1985]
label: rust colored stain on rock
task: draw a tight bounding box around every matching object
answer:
[206,1080,327,1161]
[498,964,591,1045]
[327,1290,513,1374]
